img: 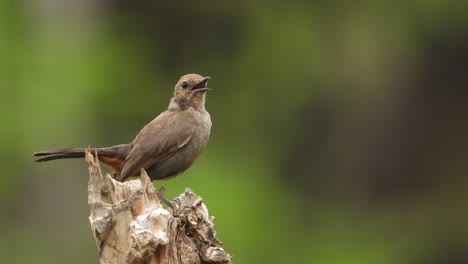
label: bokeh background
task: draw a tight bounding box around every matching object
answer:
[1,0,468,263]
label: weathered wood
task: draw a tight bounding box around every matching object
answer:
[86,150,231,264]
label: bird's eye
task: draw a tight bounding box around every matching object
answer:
[181,81,189,89]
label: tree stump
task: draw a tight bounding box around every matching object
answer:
[86,150,231,264]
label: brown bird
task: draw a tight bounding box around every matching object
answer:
[33,74,212,182]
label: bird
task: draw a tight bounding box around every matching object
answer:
[33,73,212,182]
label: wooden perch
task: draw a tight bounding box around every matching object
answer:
[86,150,232,264]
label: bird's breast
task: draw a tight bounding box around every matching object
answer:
[188,108,211,135]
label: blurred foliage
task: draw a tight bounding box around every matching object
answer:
[1,0,468,263]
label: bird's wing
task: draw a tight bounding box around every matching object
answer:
[116,111,195,181]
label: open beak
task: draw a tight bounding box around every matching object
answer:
[191,77,211,93]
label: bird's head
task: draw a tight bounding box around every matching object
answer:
[169,73,211,111]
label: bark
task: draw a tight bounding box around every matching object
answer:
[86,150,231,264]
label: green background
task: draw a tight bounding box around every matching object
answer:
[1,1,468,263]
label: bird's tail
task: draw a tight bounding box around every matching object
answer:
[33,145,130,162]
[34,148,98,162]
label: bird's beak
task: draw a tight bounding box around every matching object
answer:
[191,77,211,93]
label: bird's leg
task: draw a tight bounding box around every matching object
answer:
[157,187,175,210]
